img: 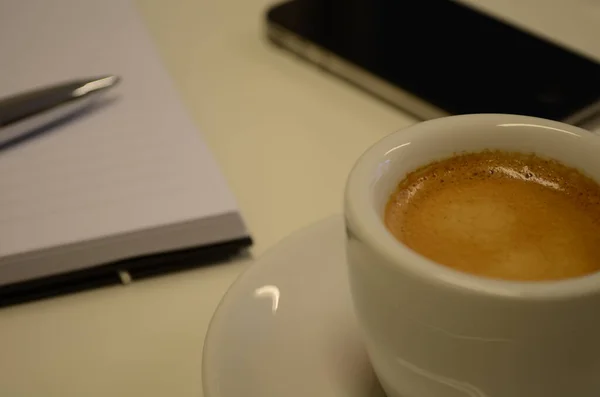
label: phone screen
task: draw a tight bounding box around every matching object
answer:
[267,0,600,121]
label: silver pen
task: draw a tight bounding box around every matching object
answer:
[0,75,120,147]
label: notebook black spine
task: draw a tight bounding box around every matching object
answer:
[0,237,252,307]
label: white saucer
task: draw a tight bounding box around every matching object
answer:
[202,215,385,397]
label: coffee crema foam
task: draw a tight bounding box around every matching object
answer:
[385,151,600,281]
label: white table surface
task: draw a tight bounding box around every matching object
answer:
[0,1,597,396]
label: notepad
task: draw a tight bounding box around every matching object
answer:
[0,0,251,300]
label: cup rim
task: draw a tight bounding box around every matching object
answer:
[345,113,600,301]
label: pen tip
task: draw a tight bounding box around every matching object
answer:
[73,75,121,97]
[97,75,121,87]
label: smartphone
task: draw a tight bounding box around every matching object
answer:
[265,0,600,124]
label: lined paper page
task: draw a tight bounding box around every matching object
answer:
[0,0,244,261]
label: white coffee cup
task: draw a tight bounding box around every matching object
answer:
[344,114,600,397]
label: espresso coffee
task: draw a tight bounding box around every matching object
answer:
[385,151,600,281]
